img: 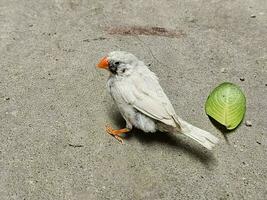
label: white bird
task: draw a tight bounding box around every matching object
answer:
[97,51,219,150]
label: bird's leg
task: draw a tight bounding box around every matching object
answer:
[105,125,130,144]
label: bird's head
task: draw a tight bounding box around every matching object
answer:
[97,51,141,76]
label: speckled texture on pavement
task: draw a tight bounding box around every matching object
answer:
[0,0,266,199]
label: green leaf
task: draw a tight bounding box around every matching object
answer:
[205,82,246,130]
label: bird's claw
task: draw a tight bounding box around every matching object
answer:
[105,124,124,144]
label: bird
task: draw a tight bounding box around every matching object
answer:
[97,51,219,150]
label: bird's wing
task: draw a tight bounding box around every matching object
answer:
[116,67,181,128]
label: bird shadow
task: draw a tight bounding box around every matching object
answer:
[127,130,217,168]
[108,109,217,168]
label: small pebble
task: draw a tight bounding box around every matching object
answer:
[250,15,256,18]
[220,68,226,73]
[240,78,245,81]
[189,18,197,23]
[245,120,252,127]
[256,141,261,145]
[10,110,17,116]
[5,97,10,100]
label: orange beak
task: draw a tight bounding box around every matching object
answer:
[97,56,109,69]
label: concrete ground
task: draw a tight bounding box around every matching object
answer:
[0,0,266,199]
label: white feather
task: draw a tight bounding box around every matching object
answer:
[178,118,219,150]
[115,65,179,128]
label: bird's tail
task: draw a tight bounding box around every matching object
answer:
[178,119,219,150]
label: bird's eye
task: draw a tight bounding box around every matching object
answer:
[114,61,120,65]
[122,68,126,73]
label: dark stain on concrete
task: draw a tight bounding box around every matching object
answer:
[106,26,185,38]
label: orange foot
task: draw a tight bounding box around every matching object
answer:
[105,125,130,144]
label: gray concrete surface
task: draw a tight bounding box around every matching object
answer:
[0,0,266,199]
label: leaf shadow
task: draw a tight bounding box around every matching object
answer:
[108,109,217,168]
[208,116,242,144]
